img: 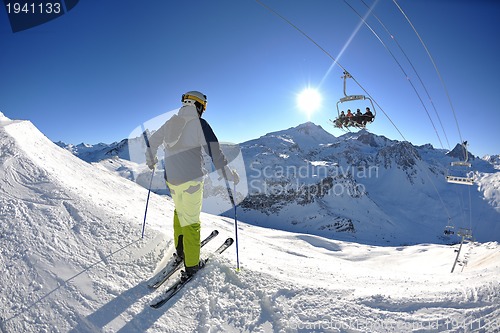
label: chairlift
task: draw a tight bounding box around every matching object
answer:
[450,161,471,167]
[446,141,474,185]
[331,72,376,130]
[443,219,455,236]
[446,174,474,185]
[443,218,455,236]
[457,228,473,241]
[451,141,471,167]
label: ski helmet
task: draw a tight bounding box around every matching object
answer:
[181,91,207,112]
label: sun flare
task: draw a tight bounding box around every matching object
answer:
[297,88,321,118]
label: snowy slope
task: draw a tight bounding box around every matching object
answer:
[0,115,167,331]
[3,114,498,332]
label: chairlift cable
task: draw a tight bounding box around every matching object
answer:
[391,0,474,234]
[343,0,456,224]
[468,186,473,231]
[344,0,472,233]
[254,0,345,73]
[255,0,453,225]
[357,0,451,150]
[255,0,404,139]
[344,0,445,150]
[392,0,466,161]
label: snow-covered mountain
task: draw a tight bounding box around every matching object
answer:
[55,139,132,163]
[483,154,500,169]
[1,113,500,332]
[234,123,500,245]
[58,121,500,246]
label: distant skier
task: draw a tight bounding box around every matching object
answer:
[145,91,239,278]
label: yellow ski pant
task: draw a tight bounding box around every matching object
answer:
[167,180,203,268]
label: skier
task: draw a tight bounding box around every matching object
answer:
[145,91,239,279]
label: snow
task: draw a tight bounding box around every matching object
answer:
[476,172,500,213]
[483,155,500,170]
[1,118,499,332]
[228,123,500,245]
[0,112,13,125]
[60,120,499,245]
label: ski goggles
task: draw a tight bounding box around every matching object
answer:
[182,94,207,111]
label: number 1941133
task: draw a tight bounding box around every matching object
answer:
[5,2,62,14]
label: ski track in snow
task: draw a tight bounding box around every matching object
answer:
[1,118,499,333]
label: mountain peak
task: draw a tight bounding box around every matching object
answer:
[447,143,475,161]
[244,122,337,148]
[0,111,11,123]
[280,122,336,139]
[483,154,500,167]
[338,128,393,148]
[295,121,319,131]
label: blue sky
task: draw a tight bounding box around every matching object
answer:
[1,0,499,157]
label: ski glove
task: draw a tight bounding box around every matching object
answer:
[218,165,240,185]
[145,151,158,170]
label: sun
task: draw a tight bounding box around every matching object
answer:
[297,88,322,118]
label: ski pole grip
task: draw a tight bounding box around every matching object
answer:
[142,125,155,161]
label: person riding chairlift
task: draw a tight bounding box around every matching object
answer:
[362,107,374,126]
[336,111,346,127]
[354,108,363,126]
[346,109,353,126]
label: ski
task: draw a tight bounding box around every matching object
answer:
[150,237,234,309]
[147,230,219,289]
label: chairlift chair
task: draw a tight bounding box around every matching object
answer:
[332,72,376,129]
[445,174,474,185]
[457,228,473,241]
[444,219,455,235]
[450,161,471,167]
[446,141,474,185]
[451,142,471,167]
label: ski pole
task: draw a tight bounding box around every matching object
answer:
[233,182,240,271]
[141,125,155,239]
[142,167,155,238]
[222,170,240,271]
